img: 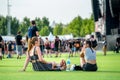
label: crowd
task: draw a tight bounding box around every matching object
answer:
[0,20,104,72]
[0,35,84,59]
[0,20,119,72]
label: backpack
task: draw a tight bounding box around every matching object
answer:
[28,26,33,38]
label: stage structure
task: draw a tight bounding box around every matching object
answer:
[91,0,120,50]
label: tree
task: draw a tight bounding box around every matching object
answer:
[35,17,42,31]
[62,27,71,35]
[19,17,30,36]
[40,26,50,36]
[67,16,83,37]
[42,17,50,27]
[53,23,63,36]
[11,17,19,35]
[0,15,7,35]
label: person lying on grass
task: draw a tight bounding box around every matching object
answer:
[21,37,66,71]
[79,40,98,71]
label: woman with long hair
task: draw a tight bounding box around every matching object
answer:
[21,37,66,71]
[80,40,98,71]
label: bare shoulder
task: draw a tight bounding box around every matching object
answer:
[35,46,40,50]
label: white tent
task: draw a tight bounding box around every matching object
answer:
[59,33,73,40]
[40,33,73,41]
[2,36,15,41]
[48,32,55,41]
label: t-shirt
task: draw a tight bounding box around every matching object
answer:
[55,39,59,48]
[15,34,22,45]
[85,48,96,61]
[32,26,38,37]
[69,42,73,48]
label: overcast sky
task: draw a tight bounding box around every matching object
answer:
[0,0,92,24]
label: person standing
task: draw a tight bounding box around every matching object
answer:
[15,31,23,59]
[2,42,5,59]
[50,41,55,53]
[44,38,51,57]
[102,35,107,56]
[39,37,44,57]
[7,41,13,58]
[115,37,120,53]
[68,40,73,57]
[0,35,3,60]
[28,20,39,49]
[54,36,60,57]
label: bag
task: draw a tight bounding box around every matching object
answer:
[28,26,33,38]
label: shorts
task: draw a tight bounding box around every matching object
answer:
[16,45,22,56]
[46,47,51,50]
[83,63,97,71]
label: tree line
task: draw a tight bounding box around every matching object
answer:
[0,14,94,37]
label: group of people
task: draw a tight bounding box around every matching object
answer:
[20,20,98,71]
[42,36,82,58]
[21,20,67,71]
[0,20,98,71]
[0,19,120,72]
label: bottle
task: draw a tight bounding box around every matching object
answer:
[66,57,71,71]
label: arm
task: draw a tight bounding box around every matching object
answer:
[21,52,30,71]
[80,45,85,57]
[36,47,48,64]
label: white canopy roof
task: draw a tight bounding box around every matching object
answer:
[2,36,15,41]
[48,32,55,41]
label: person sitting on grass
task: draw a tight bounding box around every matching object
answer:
[79,40,98,71]
[21,37,66,71]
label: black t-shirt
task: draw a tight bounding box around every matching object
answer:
[69,42,73,48]
[55,39,59,47]
[32,26,38,37]
[15,34,22,45]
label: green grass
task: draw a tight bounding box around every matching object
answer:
[0,51,120,80]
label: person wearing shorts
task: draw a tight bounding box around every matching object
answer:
[15,31,23,59]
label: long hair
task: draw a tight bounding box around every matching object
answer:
[86,40,94,53]
[26,35,28,43]
[27,37,38,52]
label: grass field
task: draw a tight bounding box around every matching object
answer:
[0,51,120,80]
